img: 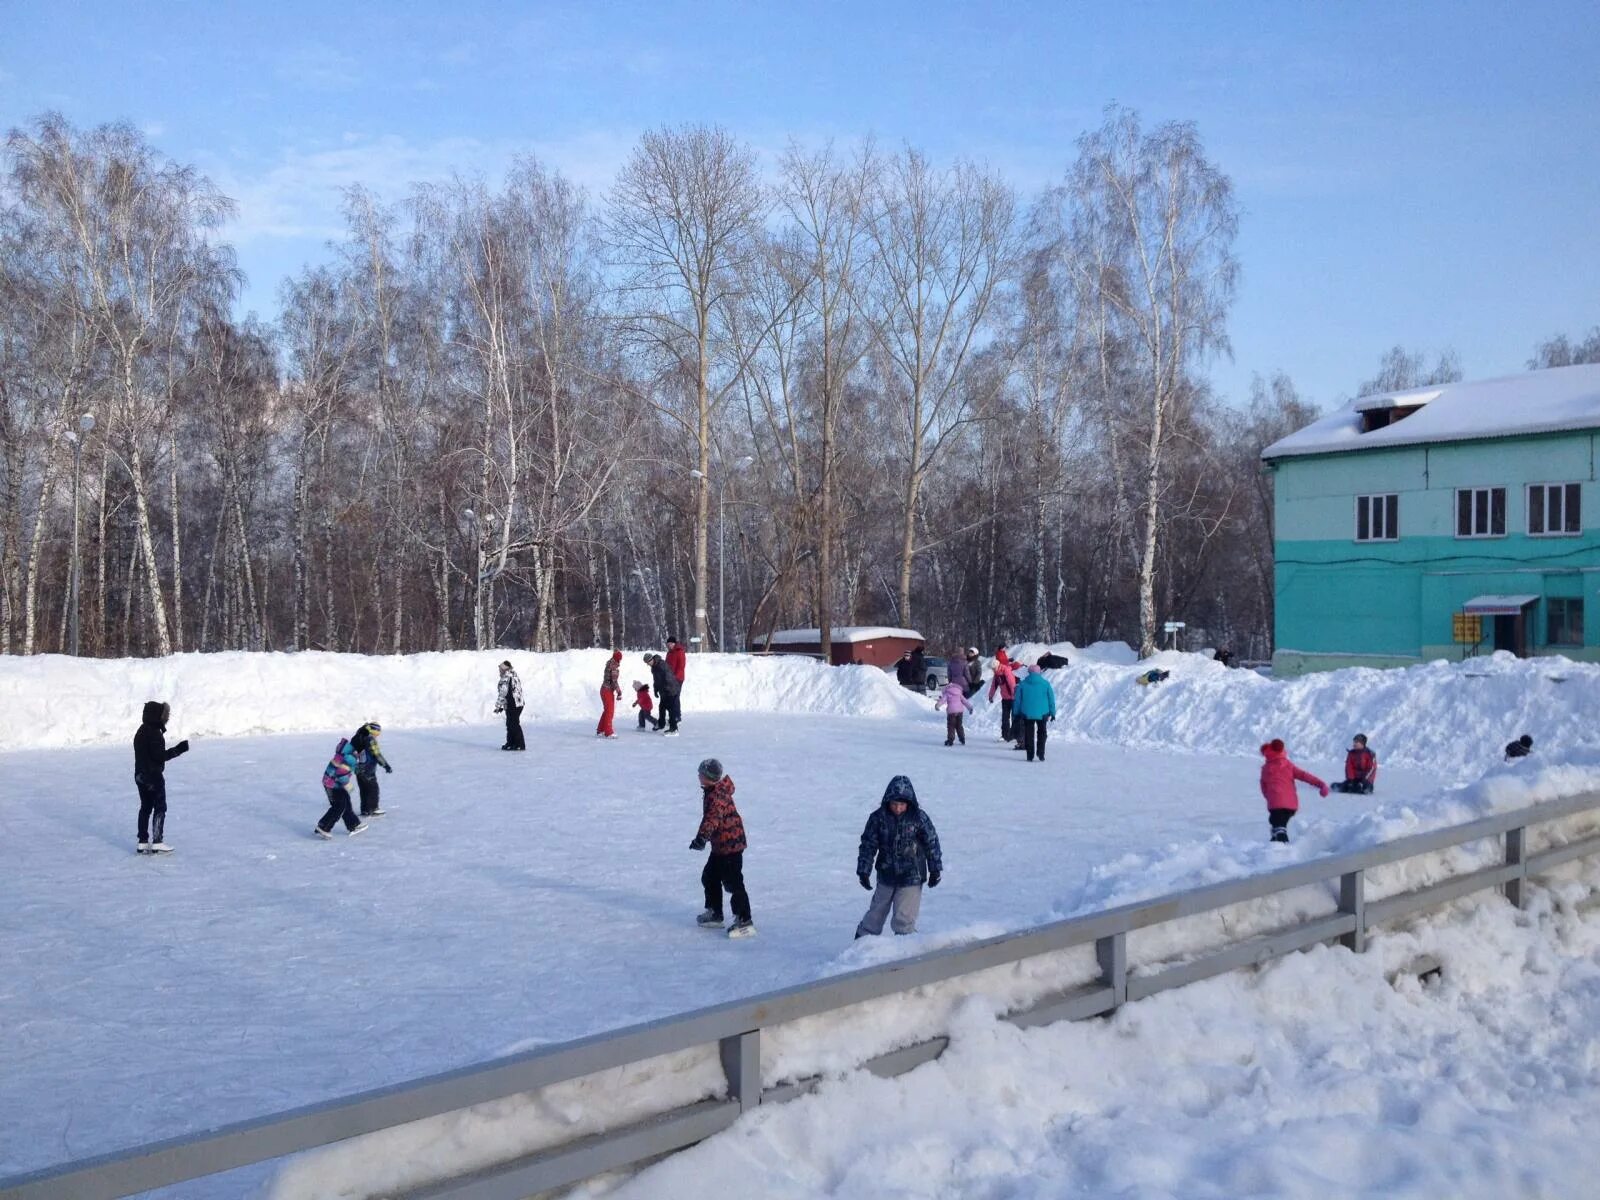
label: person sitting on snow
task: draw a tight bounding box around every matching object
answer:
[1505,733,1534,761]
[1259,738,1328,844]
[1037,649,1069,670]
[1330,733,1377,794]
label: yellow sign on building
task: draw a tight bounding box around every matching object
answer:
[1453,613,1482,644]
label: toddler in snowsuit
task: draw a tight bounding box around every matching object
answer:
[1259,738,1328,843]
[349,721,392,817]
[690,758,755,937]
[133,701,190,853]
[855,775,943,937]
[935,679,970,745]
[632,680,658,730]
[315,737,369,839]
[1505,734,1534,761]
[1330,733,1377,794]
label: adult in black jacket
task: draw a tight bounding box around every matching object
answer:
[1037,651,1069,670]
[906,646,927,691]
[647,653,682,734]
[134,701,189,853]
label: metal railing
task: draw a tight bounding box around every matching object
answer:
[6,790,1600,1200]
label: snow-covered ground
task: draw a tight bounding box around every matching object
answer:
[3,647,1599,1198]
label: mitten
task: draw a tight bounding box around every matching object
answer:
[174,739,190,754]
[928,872,941,888]
[1319,785,1330,797]
[858,873,872,890]
[690,837,707,851]
[384,764,393,774]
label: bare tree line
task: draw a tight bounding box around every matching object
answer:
[3,108,1585,662]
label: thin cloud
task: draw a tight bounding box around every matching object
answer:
[276,43,363,91]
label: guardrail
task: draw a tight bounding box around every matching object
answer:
[6,791,1600,1200]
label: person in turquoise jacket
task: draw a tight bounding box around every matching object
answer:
[1013,665,1056,763]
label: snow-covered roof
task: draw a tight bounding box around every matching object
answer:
[758,626,923,646]
[1262,365,1600,461]
[1462,594,1539,615]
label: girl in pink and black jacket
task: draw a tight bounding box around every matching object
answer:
[1259,738,1328,844]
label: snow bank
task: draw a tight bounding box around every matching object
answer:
[973,646,1600,785]
[0,649,926,750]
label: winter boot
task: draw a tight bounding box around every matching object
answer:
[727,917,757,939]
[696,909,725,927]
[1271,827,1289,844]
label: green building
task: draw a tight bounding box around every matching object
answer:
[1262,365,1600,676]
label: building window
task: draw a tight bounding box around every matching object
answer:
[1527,483,1581,536]
[1355,493,1399,542]
[1455,487,1505,538]
[1547,597,1584,646]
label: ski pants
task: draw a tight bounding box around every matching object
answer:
[1019,717,1048,761]
[658,691,681,732]
[701,851,751,921]
[597,688,617,737]
[999,698,1014,741]
[356,769,381,816]
[944,714,965,745]
[1269,807,1295,843]
[856,881,923,936]
[136,778,166,844]
[504,704,525,750]
[319,784,363,833]
[637,706,657,729]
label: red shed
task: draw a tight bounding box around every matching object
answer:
[750,626,925,669]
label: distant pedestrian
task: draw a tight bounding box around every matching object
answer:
[647,653,681,735]
[906,645,928,691]
[134,700,190,854]
[689,758,755,938]
[349,721,392,817]
[632,679,658,730]
[1505,733,1534,761]
[315,735,369,839]
[963,647,983,697]
[1013,665,1057,762]
[495,661,526,751]
[935,678,970,746]
[988,649,1019,743]
[597,649,623,739]
[1259,738,1328,844]
[1330,733,1377,794]
[1214,647,1235,668]
[855,775,942,937]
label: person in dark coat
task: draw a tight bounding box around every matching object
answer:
[494,661,525,751]
[1505,734,1534,761]
[690,758,754,937]
[855,775,943,937]
[134,701,190,853]
[349,721,393,817]
[963,647,983,697]
[647,653,682,734]
[1037,650,1069,670]
[906,645,928,691]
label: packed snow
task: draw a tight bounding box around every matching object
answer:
[3,646,1599,1199]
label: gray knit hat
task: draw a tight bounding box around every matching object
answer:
[697,757,725,783]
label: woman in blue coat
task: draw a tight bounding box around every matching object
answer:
[1012,665,1056,763]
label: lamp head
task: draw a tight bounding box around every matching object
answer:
[79,413,96,433]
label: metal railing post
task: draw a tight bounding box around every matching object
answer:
[1339,869,1366,952]
[719,1029,761,1114]
[1096,932,1127,1007]
[1504,826,1527,909]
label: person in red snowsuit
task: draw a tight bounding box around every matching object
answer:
[631,679,658,730]
[1259,738,1328,844]
[597,649,623,738]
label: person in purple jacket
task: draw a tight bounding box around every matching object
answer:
[934,678,970,746]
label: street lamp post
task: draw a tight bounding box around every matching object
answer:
[68,413,95,656]
[690,456,753,652]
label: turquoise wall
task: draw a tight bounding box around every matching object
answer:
[1271,431,1600,675]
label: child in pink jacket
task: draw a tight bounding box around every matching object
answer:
[1260,738,1328,844]
[935,681,970,746]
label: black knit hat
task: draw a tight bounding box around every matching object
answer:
[698,757,725,783]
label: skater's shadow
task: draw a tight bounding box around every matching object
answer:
[476,864,685,926]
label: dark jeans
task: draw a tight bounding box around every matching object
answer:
[319,785,363,833]
[999,698,1014,741]
[1269,807,1295,843]
[1020,717,1048,761]
[944,714,965,745]
[1332,780,1373,794]
[136,778,166,843]
[637,707,657,729]
[701,851,751,921]
[504,704,525,750]
[357,770,381,815]
[658,691,681,732]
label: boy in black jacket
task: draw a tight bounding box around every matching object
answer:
[134,701,190,854]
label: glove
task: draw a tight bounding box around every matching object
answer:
[494,705,503,714]
[928,872,941,888]
[384,764,393,774]
[858,873,872,891]
[690,837,707,851]
[174,739,190,754]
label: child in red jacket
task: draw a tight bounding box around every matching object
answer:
[631,680,658,730]
[1331,733,1378,794]
[1260,738,1328,843]
[689,758,755,938]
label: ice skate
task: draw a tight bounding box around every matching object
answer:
[696,909,725,927]
[149,842,173,854]
[364,807,386,817]
[727,917,757,939]
[313,827,333,839]
[348,823,369,837]
[136,842,150,854]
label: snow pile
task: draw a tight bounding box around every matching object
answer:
[0,649,926,750]
[971,647,1600,785]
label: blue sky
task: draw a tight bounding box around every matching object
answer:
[3,0,1597,408]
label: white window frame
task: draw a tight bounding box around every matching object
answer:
[1354,493,1399,542]
[1455,486,1506,539]
[1526,482,1582,537]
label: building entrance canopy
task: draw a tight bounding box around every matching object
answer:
[1461,594,1540,616]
